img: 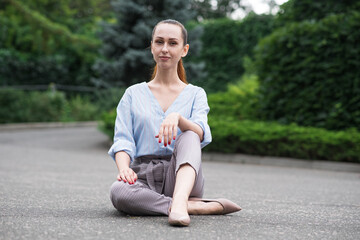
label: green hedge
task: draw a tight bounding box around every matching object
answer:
[0,88,98,123]
[191,13,275,92]
[276,0,360,26]
[98,109,117,140]
[208,74,259,120]
[0,49,93,86]
[99,106,360,163]
[254,11,360,130]
[206,116,360,163]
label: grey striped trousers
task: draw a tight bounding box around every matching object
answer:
[110,131,204,216]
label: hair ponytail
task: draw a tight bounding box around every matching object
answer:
[177,59,187,83]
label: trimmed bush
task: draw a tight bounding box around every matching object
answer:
[192,13,275,92]
[93,87,125,112]
[67,95,99,121]
[206,116,360,163]
[254,11,360,130]
[0,49,93,86]
[0,88,67,123]
[27,90,67,122]
[0,88,30,123]
[208,74,259,120]
[98,109,117,140]
[0,88,99,123]
[276,0,360,26]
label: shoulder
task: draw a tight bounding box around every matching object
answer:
[125,82,147,94]
[187,84,208,99]
[122,82,147,98]
[119,82,147,104]
[187,84,207,95]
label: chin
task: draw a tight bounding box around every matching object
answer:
[157,63,174,69]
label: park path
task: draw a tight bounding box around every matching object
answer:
[0,126,359,239]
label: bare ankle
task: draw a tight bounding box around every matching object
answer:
[171,196,189,213]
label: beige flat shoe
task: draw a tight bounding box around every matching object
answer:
[168,212,190,227]
[189,198,242,215]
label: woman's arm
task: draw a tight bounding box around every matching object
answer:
[156,88,211,147]
[156,112,203,147]
[178,114,203,141]
[115,151,137,184]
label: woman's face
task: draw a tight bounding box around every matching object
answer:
[151,23,189,70]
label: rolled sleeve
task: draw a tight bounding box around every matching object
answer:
[189,88,212,148]
[108,89,136,162]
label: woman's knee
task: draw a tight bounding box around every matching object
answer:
[176,130,200,147]
[110,181,136,210]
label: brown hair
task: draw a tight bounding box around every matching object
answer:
[151,19,188,84]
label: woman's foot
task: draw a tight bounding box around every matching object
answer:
[168,212,190,226]
[188,198,241,215]
[169,195,190,226]
[187,200,224,215]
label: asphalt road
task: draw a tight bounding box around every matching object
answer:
[0,126,359,240]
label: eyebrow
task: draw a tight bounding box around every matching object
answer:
[154,37,179,41]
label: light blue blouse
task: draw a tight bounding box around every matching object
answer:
[108,82,212,162]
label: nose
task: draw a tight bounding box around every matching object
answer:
[161,43,168,53]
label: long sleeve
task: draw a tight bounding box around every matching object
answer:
[189,88,212,148]
[108,89,136,162]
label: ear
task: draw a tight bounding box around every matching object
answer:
[181,44,189,57]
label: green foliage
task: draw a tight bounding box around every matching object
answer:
[0,88,66,123]
[7,0,100,50]
[208,74,259,120]
[193,13,275,92]
[0,88,30,123]
[1,0,101,55]
[0,88,99,123]
[19,0,113,35]
[98,109,117,140]
[93,87,125,112]
[276,0,360,26]
[206,116,360,162]
[0,49,94,86]
[0,0,111,87]
[67,95,99,121]
[254,11,360,130]
[191,0,247,20]
[27,90,67,122]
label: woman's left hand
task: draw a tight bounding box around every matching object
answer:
[156,112,181,147]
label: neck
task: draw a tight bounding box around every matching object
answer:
[153,66,182,86]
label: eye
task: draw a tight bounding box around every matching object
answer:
[170,42,178,45]
[155,40,163,44]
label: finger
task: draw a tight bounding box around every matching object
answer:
[125,176,133,184]
[117,174,122,181]
[163,127,168,147]
[158,126,163,143]
[120,172,127,183]
[131,171,137,183]
[168,127,173,145]
[128,169,137,184]
[123,171,133,184]
[173,125,177,140]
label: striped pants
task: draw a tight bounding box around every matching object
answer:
[110,131,205,216]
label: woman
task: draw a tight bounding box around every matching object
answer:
[109,19,241,227]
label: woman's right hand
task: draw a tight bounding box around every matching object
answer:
[117,167,138,185]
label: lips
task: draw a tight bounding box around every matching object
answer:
[159,56,170,60]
